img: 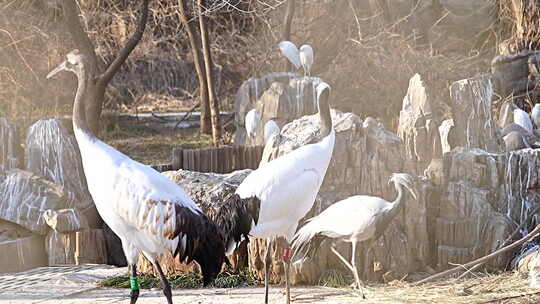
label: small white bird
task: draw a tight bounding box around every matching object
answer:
[47,50,226,304]
[291,173,418,298]
[299,45,314,76]
[245,109,261,144]
[263,120,280,143]
[278,40,301,70]
[513,106,533,134]
[532,104,540,129]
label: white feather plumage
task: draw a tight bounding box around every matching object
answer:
[263,120,280,143]
[278,41,301,70]
[299,45,314,76]
[514,108,533,134]
[245,109,261,141]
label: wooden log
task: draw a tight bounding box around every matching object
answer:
[172,147,183,170]
[75,229,107,265]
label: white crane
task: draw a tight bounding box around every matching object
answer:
[213,82,335,304]
[263,120,280,143]
[299,44,314,77]
[245,109,261,144]
[47,50,226,304]
[278,41,314,76]
[291,173,418,298]
[532,104,540,129]
[278,40,301,70]
[513,106,533,134]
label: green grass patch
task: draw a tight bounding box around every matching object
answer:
[98,268,260,289]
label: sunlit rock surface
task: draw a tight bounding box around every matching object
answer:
[0,169,69,234]
[0,117,22,179]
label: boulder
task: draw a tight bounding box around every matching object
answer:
[137,169,251,275]
[0,169,69,234]
[26,119,94,211]
[234,73,322,146]
[398,74,442,175]
[449,75,503,153]
[439,119,454,154]
[253,109,436,284]
[0,219,31,243]
[42,208,87,233]
[0,117,22,179]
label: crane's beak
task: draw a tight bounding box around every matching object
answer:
[47,61,67,79]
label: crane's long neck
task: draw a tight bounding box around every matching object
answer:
[72,66,95,139]
[318,91,332,137]
[386,182,405,219]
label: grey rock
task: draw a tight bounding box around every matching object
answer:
[503,131,530,151]
[42,208,87,233]
[0,169,69,234]
[0,117,22,179]
[26,119,93,211]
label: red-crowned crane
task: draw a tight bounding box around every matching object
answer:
[47,49,226,304]
[291,173,418,298]
[212,82,334,304]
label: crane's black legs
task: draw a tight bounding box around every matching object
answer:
[130,264,140,304]
[264,238,273,304]
[153,261,173,304]
[283,240,292,304]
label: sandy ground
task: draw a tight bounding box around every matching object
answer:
[1,265,540,304]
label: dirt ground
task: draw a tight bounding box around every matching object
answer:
[1,265,540,304]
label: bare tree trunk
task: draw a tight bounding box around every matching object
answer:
[197,0,221,145]
[178,0,211,134]
[281,0,295,70]
[62,0,150,135]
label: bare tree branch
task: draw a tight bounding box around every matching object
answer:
[98,0,150,86]
[62,0,101,68]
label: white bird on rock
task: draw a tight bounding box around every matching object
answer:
[245,109,261,144]
[211,82,335,304]
[291,173,418,299]
[278,40,301,70]
[299,44,314,76]
[263,120,280,143]
[532,104,540,129]
[47,50,226,304]
[513,105,533,134]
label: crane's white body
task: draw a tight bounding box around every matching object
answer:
[293,195,390,244]
[278,41,301,70]
[236,130,335,243]
[263,120,280,143]
[299,45,314,76]
[74,129,199,263]
[245,109,261,141]
[514,108,533,134]
[532,104,540,129]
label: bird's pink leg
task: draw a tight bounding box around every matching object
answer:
[283,242,292,304]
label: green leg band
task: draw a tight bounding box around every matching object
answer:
[130,276,140,291]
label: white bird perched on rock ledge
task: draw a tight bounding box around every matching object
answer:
[263,120,280,143]
[513,105,533,134]
[47,49,226,304]
[245,109,261,144]
[532,103,540,129]
[299,44,314,76]
[291,173,418,299]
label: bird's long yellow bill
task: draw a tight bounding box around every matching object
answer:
[47,61,67,79]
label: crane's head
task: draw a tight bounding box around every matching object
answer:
[47,49,84,79]
[388,173,418,200]
[316,82,331,104]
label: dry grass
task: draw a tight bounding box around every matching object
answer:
[333,271,540,304]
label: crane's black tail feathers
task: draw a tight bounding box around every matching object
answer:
[209,194,260,255]
[171,205,226,287]
[291,227,326,264]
